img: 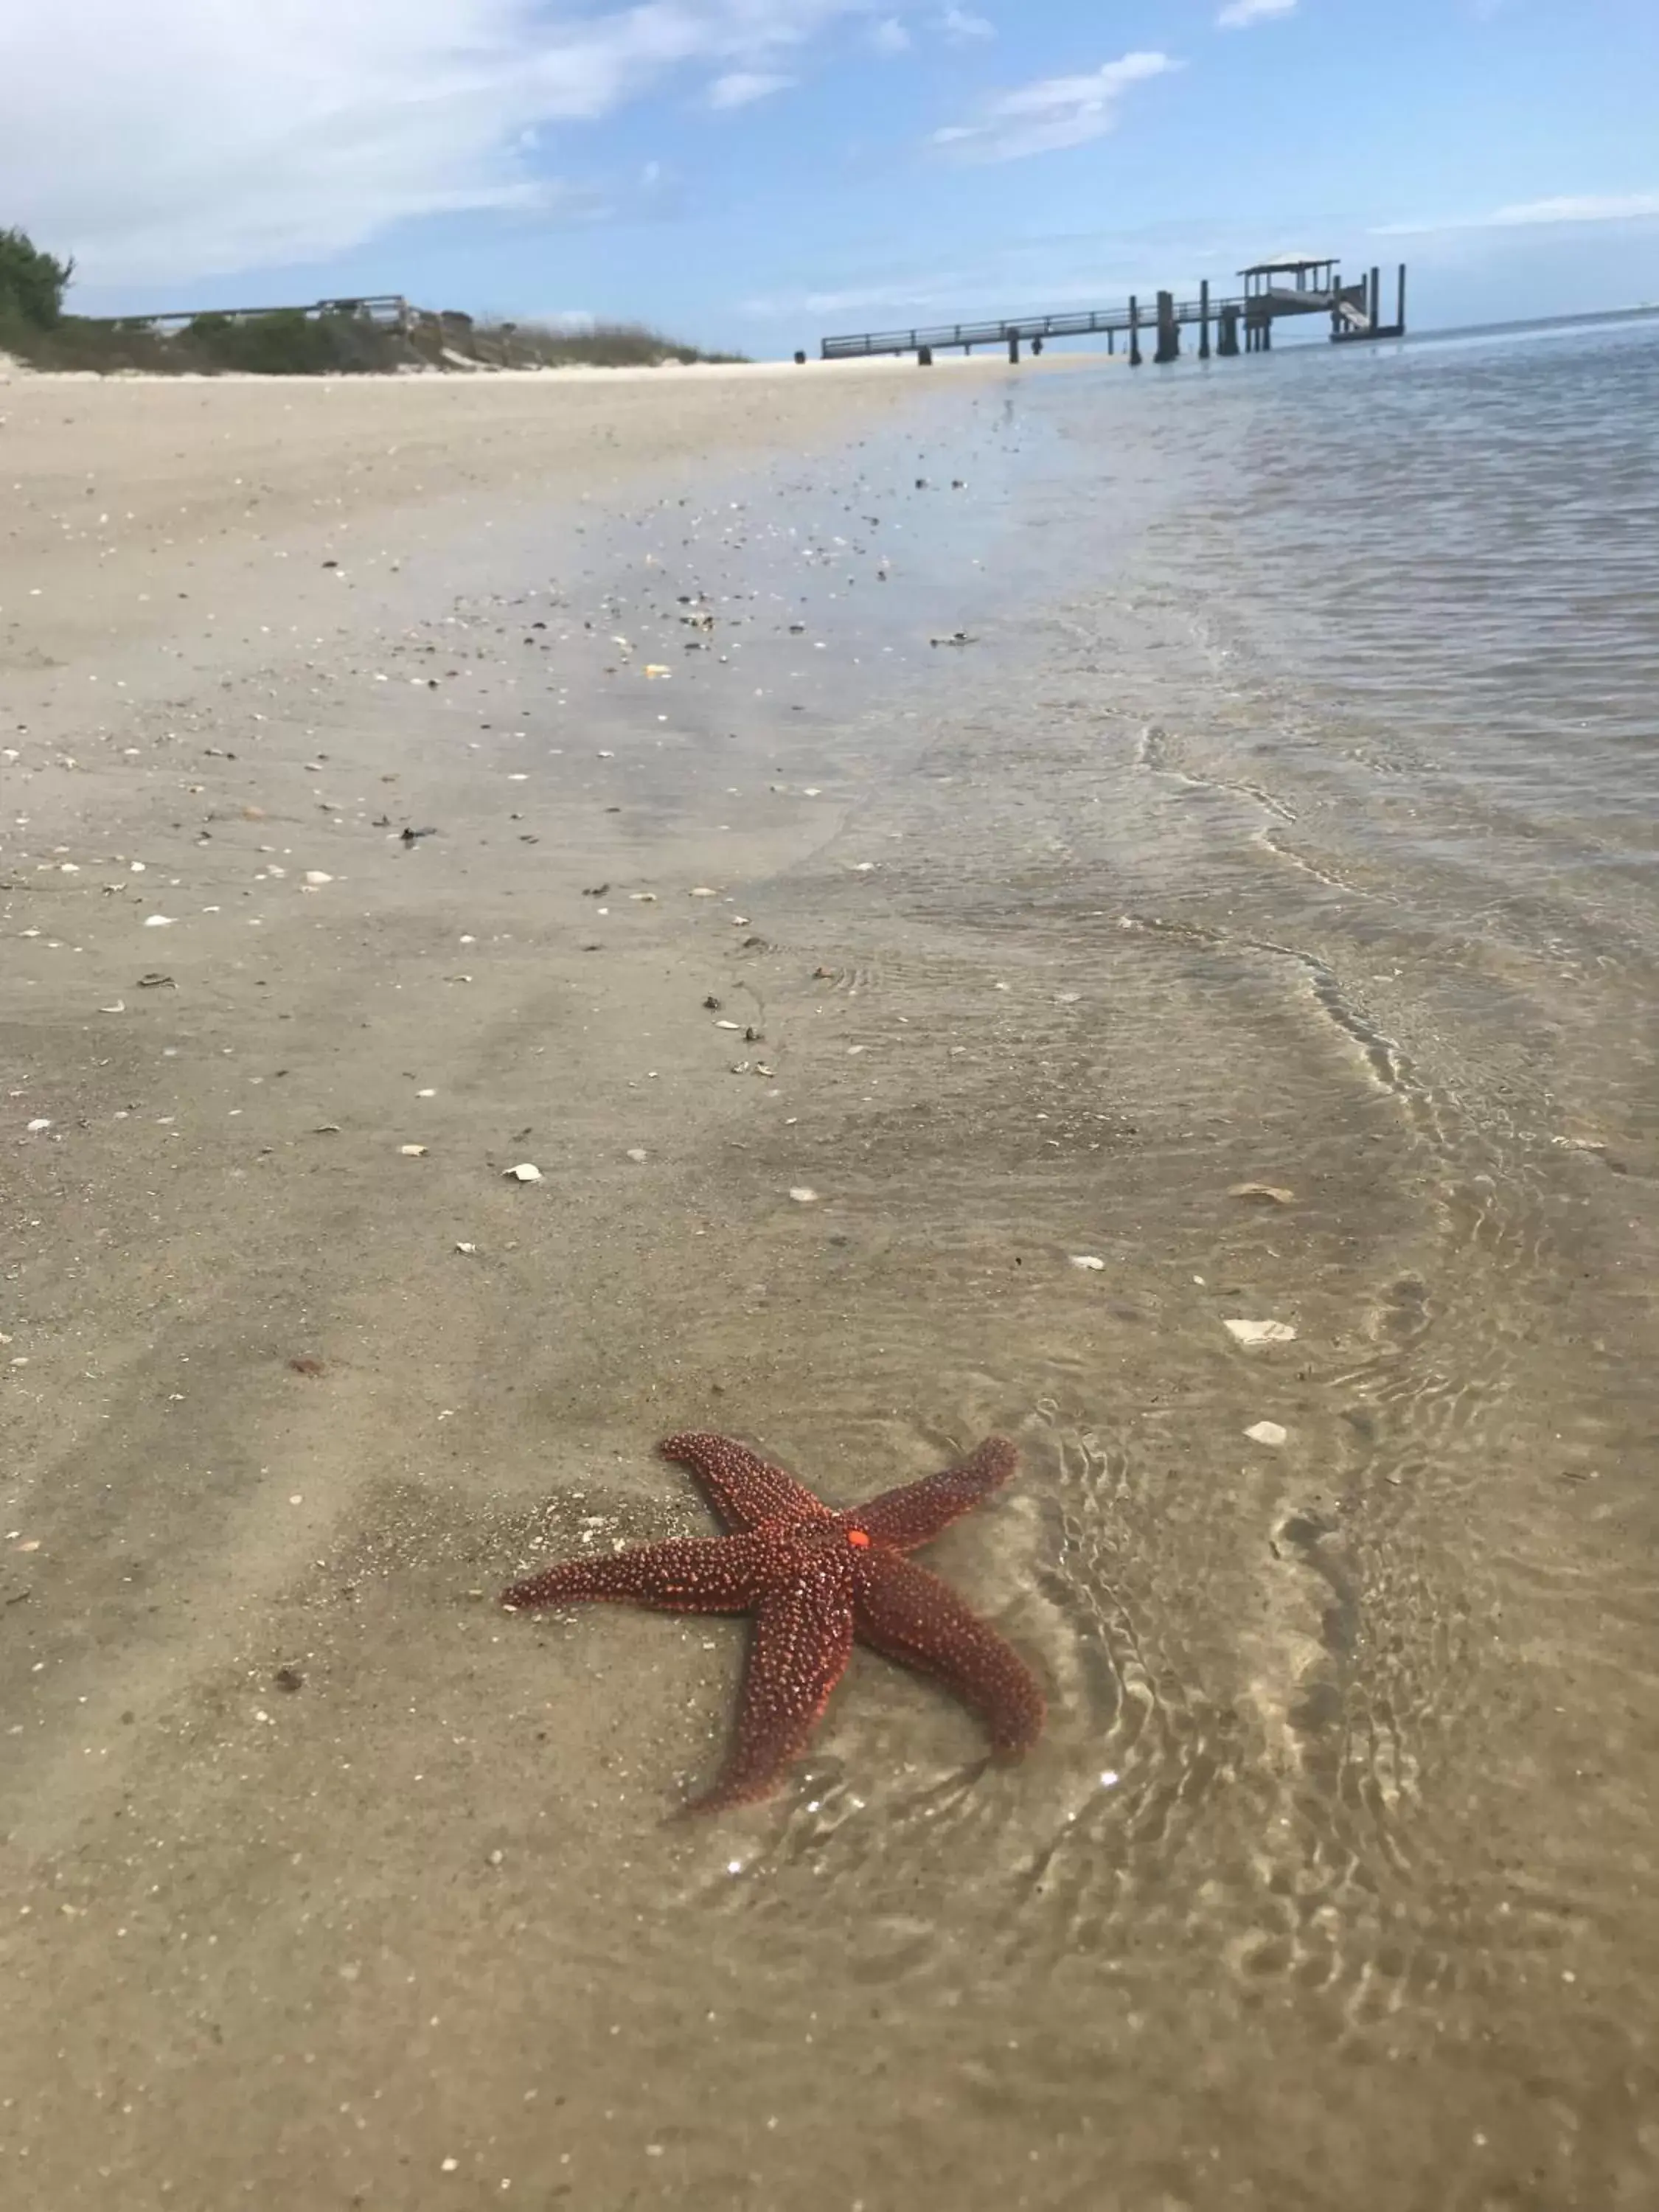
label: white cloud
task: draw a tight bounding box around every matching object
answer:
[1375,191,1659,236]
[933,52,1180,164]
[0,0,874,287]
[1217,0,1296,27]
[744,275,973,318]
[707,69,794,108]
[1495,191,1659,224]
[871,16,911,52]
[939,7,995,38]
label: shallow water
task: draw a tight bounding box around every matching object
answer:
[613,323,1659,2205]
[735,323,1659,2207]
[4,330,1658,2211]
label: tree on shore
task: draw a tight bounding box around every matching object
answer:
[0,228,74,328]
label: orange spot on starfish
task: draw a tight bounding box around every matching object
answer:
[501,1431,1044,1812]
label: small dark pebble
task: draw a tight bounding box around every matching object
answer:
[274,1666,305,1694]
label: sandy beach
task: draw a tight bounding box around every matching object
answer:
[4,339,1658,2212]
[1,357,1063,2208]
[0,357,1014,665]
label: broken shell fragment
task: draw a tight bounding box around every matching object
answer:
[1245,1421,1288,1446]
[504,1163,543,1183]
[1224,1318,1297,1346]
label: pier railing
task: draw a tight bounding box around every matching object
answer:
[820,264,1405,363]
[822,298,1226,358]
[75,295,419,336]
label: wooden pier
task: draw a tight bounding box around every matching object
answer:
[818,257,1406,366]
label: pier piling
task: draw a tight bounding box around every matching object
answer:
[1155,290,1180,364]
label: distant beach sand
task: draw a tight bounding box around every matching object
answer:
[0,353,1057,669]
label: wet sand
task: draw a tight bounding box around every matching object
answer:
[4,352,1658,2212]
[0,359,1061,2208]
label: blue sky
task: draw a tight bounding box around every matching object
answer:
[4,2,1658,354]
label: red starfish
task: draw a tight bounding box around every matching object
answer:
[502,1431,1044,1812]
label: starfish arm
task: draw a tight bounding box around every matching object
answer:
[853,1553,1045,1759]
[501,1534,776,1615]
[689,1571,857,1812]
[658,1431,835,1533]
[852,1436,1020,1553]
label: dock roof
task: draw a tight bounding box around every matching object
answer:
[1239,255,1335,276]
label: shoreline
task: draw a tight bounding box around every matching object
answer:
[0,350,1071,382]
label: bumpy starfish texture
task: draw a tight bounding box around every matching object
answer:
[503,1432,1045,1812]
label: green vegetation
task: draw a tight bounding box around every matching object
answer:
[174,307,400,374]
[477,319,747,368]
[0,229,745,375]
[0,226,74,339]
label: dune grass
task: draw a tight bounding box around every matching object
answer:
[1,301,746,378]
